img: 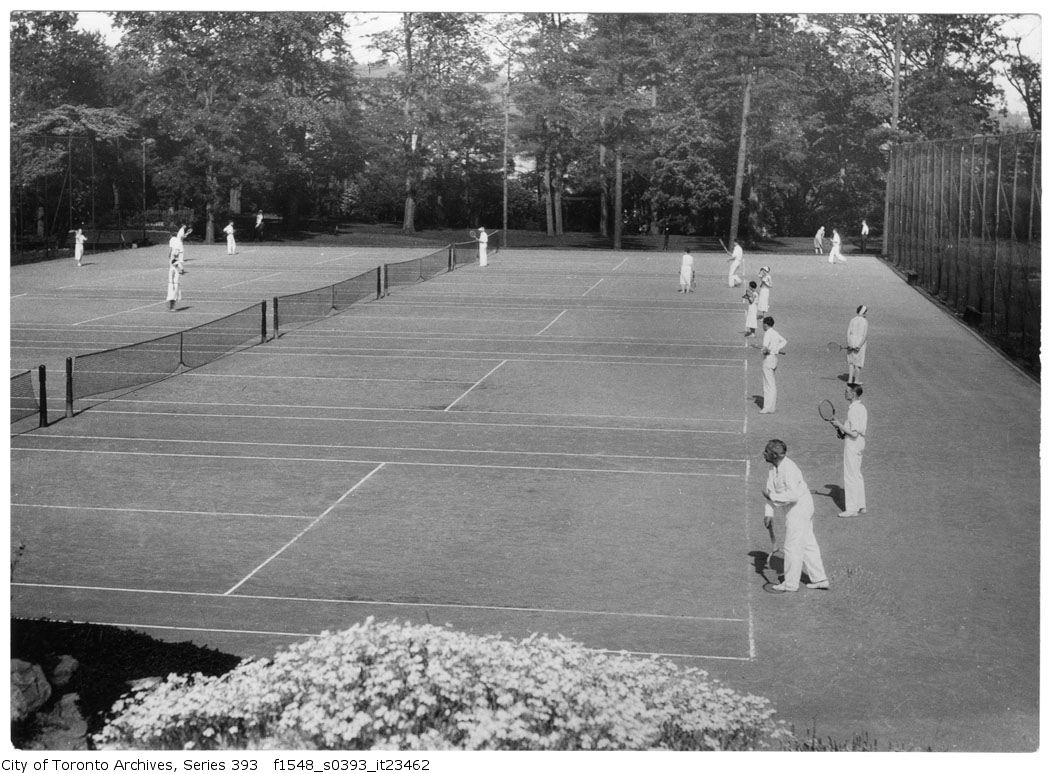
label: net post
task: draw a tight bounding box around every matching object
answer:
[273,296,280,338]
[65,357,74,418]
[448,244,454,272]
[260,300,267,343]
[382,264,389,297]
[375,266,382,299]
[38,364,48,428]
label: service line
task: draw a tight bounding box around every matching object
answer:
[444,359,507,411]
[534,310,567,336]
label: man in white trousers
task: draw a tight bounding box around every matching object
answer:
[223,221,236,255]
[846,304,868,383]
[828,227,845,263]
[762,439,829,592]
[727,240,743,287]
[759,316,786,414]
[831,384,868,518]
[477,226,489,267]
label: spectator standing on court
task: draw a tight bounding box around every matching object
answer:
[846,304,869,384]
[758,316,787,414]
[679,248,694,292]
[477,226,489,267]
[831,384,868,518]
[255,210,264,242]
[757,266,772,317]
[73,227,86,267]
[828,228,845,263]
[761,439,829,592]
[813,225,825,254]
[165,242,182,311]
[860,219,870,253]
[743,281,759,337]
[223,221,236,255]
[727,240,743,287]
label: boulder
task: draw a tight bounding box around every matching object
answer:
[50,655,80,689]
[10,659,52,721]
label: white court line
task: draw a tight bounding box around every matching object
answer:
[13,582,746,624]
[10,293,27,299]
[743,358,749,434]
[10,447,744,478]
[308,252,360,266]
[745,458,756,660]
[93,407,744,435]
[224,463,385,595]
[611,256,631,271]
[253,349,744,368]
[74,301,165,325]
[220,271,284,289]
[12,503,309,520]
[21,433,747,466]
[444,359,506,411]
[96,400,745,428]
[581,278,603,296]
[534,310,567,336]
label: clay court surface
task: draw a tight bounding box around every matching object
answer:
[7,240,1040,750]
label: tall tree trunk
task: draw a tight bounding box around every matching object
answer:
[402,13,417,233]
[729,30,755,246]
[882,14,903,257]
[205,159,216,243]
[543,148,554,235]
[554,157,564,235]
[613,142,623,250]
[598,143,608,237]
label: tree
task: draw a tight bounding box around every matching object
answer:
[1003,37,1041,130]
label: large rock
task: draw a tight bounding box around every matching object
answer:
[50,655,79,690]
[10,659,51,722]
[27,693,89,751]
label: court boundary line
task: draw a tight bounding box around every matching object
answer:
[12,582,747,625]
[235,350,747,367]
[12,503,310,520]
[17,433,748,467]
[84,400,747,429]
[444,360,507,411]
[74,301,165,326]
[581,278,603,296]
[87,406,745,435]
[11,447,746,478]
[224,463,385,595]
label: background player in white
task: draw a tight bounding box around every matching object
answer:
[758,316,786,414]
[477,226,488,267]
[165,245,182,311]
[860,219,870,252]
[831,384,868,518]
[761,439,829,592]
[727,240,743,287]
[813,225,825,254]
[223,220,236,255]
[679,248,694,292]
[828,228,845,263]
[846,304,869,383]
[757,266,771,317]
[73,227,86,267]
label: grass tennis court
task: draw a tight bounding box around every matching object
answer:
[8,238,1040,750]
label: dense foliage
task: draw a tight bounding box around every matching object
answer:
[94,618,787,751]
[9,11,1036,245]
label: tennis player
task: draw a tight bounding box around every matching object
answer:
[679,248,694,292]
[830,384,867,518]
[846,305,868,383]
[223,221,236,255]
[165,249,181,311]
[477,226,489,266]
[761,439,829,592]
[175,224,192,273]
[743,281,759,337]
[828,228,845,263]
[759,316,786,414]
[727,240,743,287]
[813,225,825,254]
[757,266,771,317]
[73,228,86,267]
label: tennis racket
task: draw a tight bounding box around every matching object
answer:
[718,238,732,256]
[469,230,479,240]
[827,341,848,353]
[819,399,845,438]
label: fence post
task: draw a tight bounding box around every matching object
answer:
[65,357,74,418]
[38,364,48,428]
[272,296,280,339]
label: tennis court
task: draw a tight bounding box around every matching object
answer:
[8,240,1040,749]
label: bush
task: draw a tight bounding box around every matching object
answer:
[94,618,788,751]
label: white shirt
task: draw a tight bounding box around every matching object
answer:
[861,221,870,236]
[764,457,813,510]
[168,235,182,255]
[832,230,841,246]
[478,230,488,245]
[844,401,868,440]
[762,327,786,357]
[223,224,235,236]
[846,315,868,349]
[681,252,694,272]
[732,244,743,261]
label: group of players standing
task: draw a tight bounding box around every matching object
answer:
[678,236,870,594]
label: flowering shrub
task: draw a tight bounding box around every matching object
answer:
[94,618,788,751]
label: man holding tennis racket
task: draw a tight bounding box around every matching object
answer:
[758,316,786,414]
[846,305,869,383]
[679,248,694,292]
[831,384,867,518]
[476,226,489,266]
[761,439,829,592]
[727,240,743,287]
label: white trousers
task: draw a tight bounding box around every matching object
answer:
[762,355,778,411]
[844,439,866,512]
[227,235,236,254]
[780,501,827,590]
[828,246,845,263]
[479,244,488,267]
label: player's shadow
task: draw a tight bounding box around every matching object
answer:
[747,550,781,579]
[815,484,845,510]
[837,373,851,382]
[750,394,764,409]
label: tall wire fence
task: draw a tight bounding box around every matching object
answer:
[885,132,1041,373]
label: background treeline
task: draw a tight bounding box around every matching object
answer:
[9,11,1040,247]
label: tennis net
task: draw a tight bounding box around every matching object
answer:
[452,231,500,267]
[10,369,40,424]
[385,247,451,289]
[274,267,380,334]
